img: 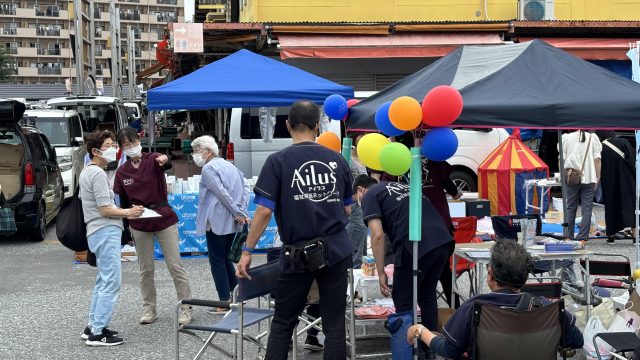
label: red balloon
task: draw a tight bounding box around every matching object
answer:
[422,85,463,127]
[342,99,361,121]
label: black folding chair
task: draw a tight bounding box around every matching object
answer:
[580,254,632,290]
[471,299,567,360]
[521,281,563,301]
[175,260,280,360]
[593,332,640,360]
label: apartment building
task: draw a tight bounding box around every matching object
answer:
[0,0,184,85]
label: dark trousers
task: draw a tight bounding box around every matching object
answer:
[392,243,450,331]
[438,241,461,308]
[265,256,349,360]
[266,248,320,337]
[206,231,238,302]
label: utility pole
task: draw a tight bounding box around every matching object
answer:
[89,0,96,84]
[127,26,136,100]
[109,0,121,99]
[73,0,84,95]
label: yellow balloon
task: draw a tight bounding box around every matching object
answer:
[357,133,390,171]
[633,269,640,281]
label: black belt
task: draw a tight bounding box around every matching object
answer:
[147,201,168,210]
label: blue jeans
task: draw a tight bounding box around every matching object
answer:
[346,203,367,268]
[87,225,122,335]
[206,231,238,301]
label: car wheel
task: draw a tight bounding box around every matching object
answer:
[450,171,477,193]
[28,203,46,242]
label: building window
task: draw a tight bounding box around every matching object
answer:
[93,4,102,18]
[96,64,103,76]
[37,62,62,75]
[48,43,61,56]
[95,44,103,56]
[35,5,60,17]
[158,0,178,4]
[95,26,102,38]
[0,22,18,35]
[37,25,61,36]
[4,42,18,55]
[120,10,141,21]
[152,11,177,23]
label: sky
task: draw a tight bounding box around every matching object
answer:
[184,1,194,22]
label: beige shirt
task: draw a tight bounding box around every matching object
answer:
[561,131,602,184]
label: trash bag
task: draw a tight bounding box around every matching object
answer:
[56,195,88,252]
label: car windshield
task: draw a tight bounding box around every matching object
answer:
[52,103,116,132]
[125,105,139,118]
[34,118,70,146]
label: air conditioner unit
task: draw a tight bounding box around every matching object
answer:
[519,0,555,21]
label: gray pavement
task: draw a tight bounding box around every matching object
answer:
[1,211,637,359]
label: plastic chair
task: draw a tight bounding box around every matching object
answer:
[174,260,280,360]
[471,299,567,360]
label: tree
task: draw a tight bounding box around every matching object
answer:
[0,46,14,83]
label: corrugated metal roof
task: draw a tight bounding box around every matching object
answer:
[0,84,136,101]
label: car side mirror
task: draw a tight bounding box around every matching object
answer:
[71,137,84,147]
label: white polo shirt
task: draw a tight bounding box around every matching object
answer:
[561,131,602,184]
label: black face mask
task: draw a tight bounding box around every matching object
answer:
[105,160,118,171]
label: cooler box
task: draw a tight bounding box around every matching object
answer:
[463,199,491,218]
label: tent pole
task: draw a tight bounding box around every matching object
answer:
[557,130,569,238]
[635,130,640,269]
[409,147,422,360]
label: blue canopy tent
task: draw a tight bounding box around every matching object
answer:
[147,49,353,110]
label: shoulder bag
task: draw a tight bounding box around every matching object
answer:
[565,133,592,186]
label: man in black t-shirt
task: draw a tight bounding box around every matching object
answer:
[354,175,453,358]
[237,101,353,360]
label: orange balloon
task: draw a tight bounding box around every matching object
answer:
[388,96,422,131]
[316,132,342,153]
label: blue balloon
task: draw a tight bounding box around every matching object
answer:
[421,127,458,161]
[375,102,405,137]
[323,94,348,120]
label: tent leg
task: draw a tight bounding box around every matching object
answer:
[635,130,640,269]
[557,130,570,238]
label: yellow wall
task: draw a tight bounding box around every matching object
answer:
[240,0,640,22]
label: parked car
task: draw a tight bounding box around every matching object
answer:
[47,96,128,135]
[22,109,86,199]
[0,99,64,241]
[225,91,509,191]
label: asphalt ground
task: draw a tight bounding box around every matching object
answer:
[1,207,636,360]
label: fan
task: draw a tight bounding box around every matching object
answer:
[519,0,554,21]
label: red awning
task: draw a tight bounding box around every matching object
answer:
[519,37,639,60]
[277,33,503,59]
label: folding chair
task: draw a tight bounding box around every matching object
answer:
[521,280,563,301]
[593,332,640,360]
[579,254,632,290]
[175,260,280,360]
[471,299,568,360]
[441,216,481,305]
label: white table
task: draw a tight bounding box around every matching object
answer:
[524,178,562,215]
[451,242,594,318]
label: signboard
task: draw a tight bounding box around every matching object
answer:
[65,78,72,93]
[172,23,203,53]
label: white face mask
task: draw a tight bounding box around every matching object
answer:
[193,153,207,167]
[124,144,142,158]
[99,147,118,163]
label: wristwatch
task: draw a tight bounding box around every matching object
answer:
[241,245,255,254]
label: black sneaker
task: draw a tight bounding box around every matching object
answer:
[85,329,124,347]
[302,335,323,351]
[81,326,119,340]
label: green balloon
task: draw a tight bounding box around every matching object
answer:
[379,142,411,176]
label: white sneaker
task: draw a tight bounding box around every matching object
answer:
[178,307,193,325]
[139,310,157,325]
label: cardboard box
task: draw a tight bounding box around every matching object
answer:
[463,199,491,219]
[437,308,455,332]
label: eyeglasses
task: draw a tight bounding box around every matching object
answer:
[122,140,140,150]
[101,143,118,150]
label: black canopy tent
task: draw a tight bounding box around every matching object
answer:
[346,40,640,267]
[347,40,640,131]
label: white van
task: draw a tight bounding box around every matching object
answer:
[47,96,128,135]
[22,109,86,199]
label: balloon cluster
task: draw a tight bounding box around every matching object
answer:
[359,86,463,175]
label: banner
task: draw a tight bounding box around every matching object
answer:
[154,193,278,258]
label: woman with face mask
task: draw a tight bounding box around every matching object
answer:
[113,127,194,326]
[191,135,250,313]
[79,130,144,346]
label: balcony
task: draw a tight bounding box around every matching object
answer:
[95,48,102,56]
[38,67,62,75]
[120,12,141,21]
[17,47,38,57]
[37,28,62,37]
[0,28,16,35]
[35,6,61,17]
[6,47,18,55]
[0,5,16,15]
[157,0,177,4]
